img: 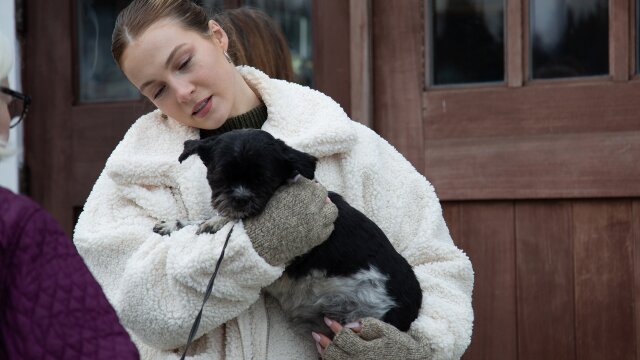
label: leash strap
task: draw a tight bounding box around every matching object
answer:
[180,225,234,360]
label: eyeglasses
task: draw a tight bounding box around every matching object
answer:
[1,87,32,128]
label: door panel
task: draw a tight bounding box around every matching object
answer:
[24,0,153,232]
[377,1,640,359]
[444,202,517,360]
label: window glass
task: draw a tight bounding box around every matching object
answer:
[429,0,505,86]
[198,0,224,14]
[77,0,140,102]
[530,0,608,79]
[244,0,313,86]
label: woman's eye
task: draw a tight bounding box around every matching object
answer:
[178,56,192,70]
[153,85,165,99]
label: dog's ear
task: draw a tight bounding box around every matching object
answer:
[179,138,218,167]
[179,139,202,163]
[277,140,317,179]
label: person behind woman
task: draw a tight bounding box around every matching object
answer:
[74,1,474,359]
[213,6,295,82]
[0,32,139,360]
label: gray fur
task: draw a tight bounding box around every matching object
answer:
[266,266,396,336]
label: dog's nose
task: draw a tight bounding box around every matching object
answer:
[232,186,253,203]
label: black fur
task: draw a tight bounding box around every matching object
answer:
[180,129,422,332]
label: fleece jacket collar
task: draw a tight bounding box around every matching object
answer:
[107,66,356,187]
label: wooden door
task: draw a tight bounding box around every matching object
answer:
[369,0,640,359]
[22,0,155,233]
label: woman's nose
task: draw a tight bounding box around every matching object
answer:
[175,80,195,103]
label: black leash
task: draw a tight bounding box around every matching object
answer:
[180,225,234,360]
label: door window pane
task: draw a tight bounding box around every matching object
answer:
[429,0,505,86]
[244,0,313,87]
[530,0,608,79]
[198,0,224,14]
[77,0,139,102]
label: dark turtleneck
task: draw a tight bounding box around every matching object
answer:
[200,103,268,139]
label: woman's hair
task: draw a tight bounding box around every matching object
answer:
[112,1,295,82]
[213,7,294,82]
[0,32,13,81]
[112,0,210,67]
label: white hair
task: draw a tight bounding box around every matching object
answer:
[0,31,15,160]
[0,32,13,80]
[0,139,15,160]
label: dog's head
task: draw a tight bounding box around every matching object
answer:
[179,129,317,219]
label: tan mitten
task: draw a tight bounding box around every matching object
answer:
[323,318,432,360]
[243,177,338,266]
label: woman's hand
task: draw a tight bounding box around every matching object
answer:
[314,317,433,360]
[243,177,338,266]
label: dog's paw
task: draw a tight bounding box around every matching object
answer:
[153,220,185,236]
[196,217,230,235]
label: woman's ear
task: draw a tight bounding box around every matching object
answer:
[207,20,228,51]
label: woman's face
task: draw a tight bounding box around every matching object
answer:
[121,19,250,129]
[0,78,11,142]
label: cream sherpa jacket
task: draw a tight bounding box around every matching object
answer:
[74,67,474,360]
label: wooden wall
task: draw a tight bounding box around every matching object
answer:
[444,199,639,360]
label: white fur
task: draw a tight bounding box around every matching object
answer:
[74,67,474,360]
[0,32,13,80]
[0,139,15,160]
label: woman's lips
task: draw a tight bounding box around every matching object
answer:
[192,96,212,118]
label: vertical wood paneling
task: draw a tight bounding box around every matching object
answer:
[633,200,640,360]
[349,0,373,127]
[445,202,517,360]
[24,0,74,232]
[372,0,424,173]
[610,0,631,81]
[506,0,523,87]
[313,0,351,115]
[516,202,576,360]
[574,201,635,360]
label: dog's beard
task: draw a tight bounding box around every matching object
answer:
[212,191,268,219]
[209,165,286,220]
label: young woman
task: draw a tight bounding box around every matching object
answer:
[74,1,474,359]
[0,32,139,360]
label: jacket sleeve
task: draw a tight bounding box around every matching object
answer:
[349,125,474,360]
[73,171,283,350]
[4,204,139,360]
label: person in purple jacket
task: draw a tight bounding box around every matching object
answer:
[0,32,139,359]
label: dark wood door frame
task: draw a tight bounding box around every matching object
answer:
[23,0,154,234]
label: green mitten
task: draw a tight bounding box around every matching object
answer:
[323,318,432,360]
[243,177,338,266]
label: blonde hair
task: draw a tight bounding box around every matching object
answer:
[112,0,210,67]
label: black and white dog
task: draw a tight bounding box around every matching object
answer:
[155,129,422,336]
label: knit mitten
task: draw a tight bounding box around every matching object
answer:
[322,318,432,360]
[243,177,338,266]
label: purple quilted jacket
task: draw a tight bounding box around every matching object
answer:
[0,187,139,359]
